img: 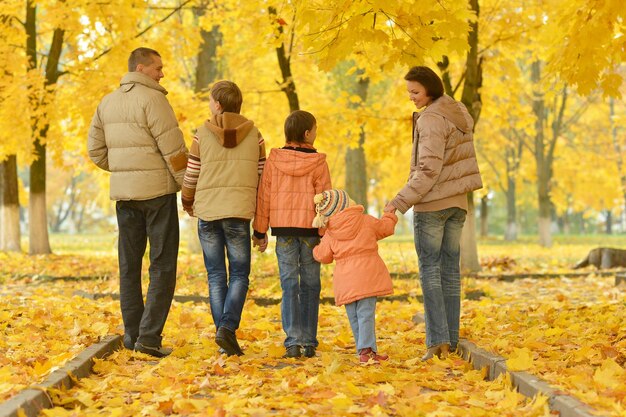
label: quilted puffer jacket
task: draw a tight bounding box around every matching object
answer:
[391,94,482,213]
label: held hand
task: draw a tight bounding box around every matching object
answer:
[252,235,268,253]
[383,203,397,214]
[183,206,194,217]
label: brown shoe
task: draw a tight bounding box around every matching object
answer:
[421,343,450,361]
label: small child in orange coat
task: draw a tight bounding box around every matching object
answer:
[312,189,398,363]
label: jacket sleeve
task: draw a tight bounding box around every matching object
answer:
[181,135,200,212]
[314,160,332,236]
[312,236,334,264]
[257,130,267,178]
[253,159,272,237]
[391,113,445,213]
[145,94,189,187]
[372,212,398,240]
[314,160,332,193]
[87,107,109,171]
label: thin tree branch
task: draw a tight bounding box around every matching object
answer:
[89,0,194,64]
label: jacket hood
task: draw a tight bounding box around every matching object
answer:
[205,112,255,149]
[120,72,168,95]
[326,205,364,240]
[269,148,327,177]
[422,94,474,133]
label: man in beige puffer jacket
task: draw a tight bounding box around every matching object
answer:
[88,47,188,358]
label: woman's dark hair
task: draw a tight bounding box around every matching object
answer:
[404,66,444,99]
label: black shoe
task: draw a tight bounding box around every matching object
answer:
[303,346,316,358]
[215,327,243,356]
[123,334,136,350]
[284,345,301,358]
[134,342,172,358]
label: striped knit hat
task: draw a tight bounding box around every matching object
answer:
[312,189,351,228]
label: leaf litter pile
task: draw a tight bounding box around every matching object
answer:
[0,241,625,416]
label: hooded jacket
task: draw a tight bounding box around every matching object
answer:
[253,144,331,237]
[391,94,482,213]
[313,206,397,306]
[88,72,188,201]
[181,112,265,221]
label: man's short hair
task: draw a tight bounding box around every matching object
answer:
[284,110,316,143]
[211,81,243,113]
[128,47,161,72]
[404,66,444,99]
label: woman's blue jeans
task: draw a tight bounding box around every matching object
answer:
[198,218,251,332]
[275,236,321,348]
[414,207,466,349]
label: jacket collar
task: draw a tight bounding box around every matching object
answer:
[120,72,168,95]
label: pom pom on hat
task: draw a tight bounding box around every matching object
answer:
[312,189,351,227]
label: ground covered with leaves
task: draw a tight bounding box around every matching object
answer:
[1,234,625,416]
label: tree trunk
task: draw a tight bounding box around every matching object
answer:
[610,97,626,230]
[26,2,50,254]
[26,2,64,254]
[50,178,76,233]
[460,194,480,274]
[194,3,222,93]
[458,0,482,272]
[479,195,488,237]
[345,76,369,209]
[504,171,517,241]
[0,155,21,252]
[531,60,552,248]
[29,138,51,254]
[269,6,299,112]
[605,210,613,234]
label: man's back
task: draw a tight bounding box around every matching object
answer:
[88,71,187,201]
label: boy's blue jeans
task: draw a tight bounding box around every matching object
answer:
[414,207,466,349]
[345,296,377,353]
[198,218,251,332]
[275,236,321,348]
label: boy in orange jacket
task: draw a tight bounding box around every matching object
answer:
[253,110,332,358]
[312,189,397,364]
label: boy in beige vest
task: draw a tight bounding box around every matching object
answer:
[181,81,266,355]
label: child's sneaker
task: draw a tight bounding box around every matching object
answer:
[215,327,244,356]
[359,348,388,364]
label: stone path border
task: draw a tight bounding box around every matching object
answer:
[7,269,621,282]
[72,290,425,306]
[0,335,121,417]
[412,313,605,417]
[72,289,488,306]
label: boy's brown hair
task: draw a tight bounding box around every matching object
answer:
[284,110,316,143]
[211,80,243,113]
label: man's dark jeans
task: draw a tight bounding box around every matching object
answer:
[116,193,179,348]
